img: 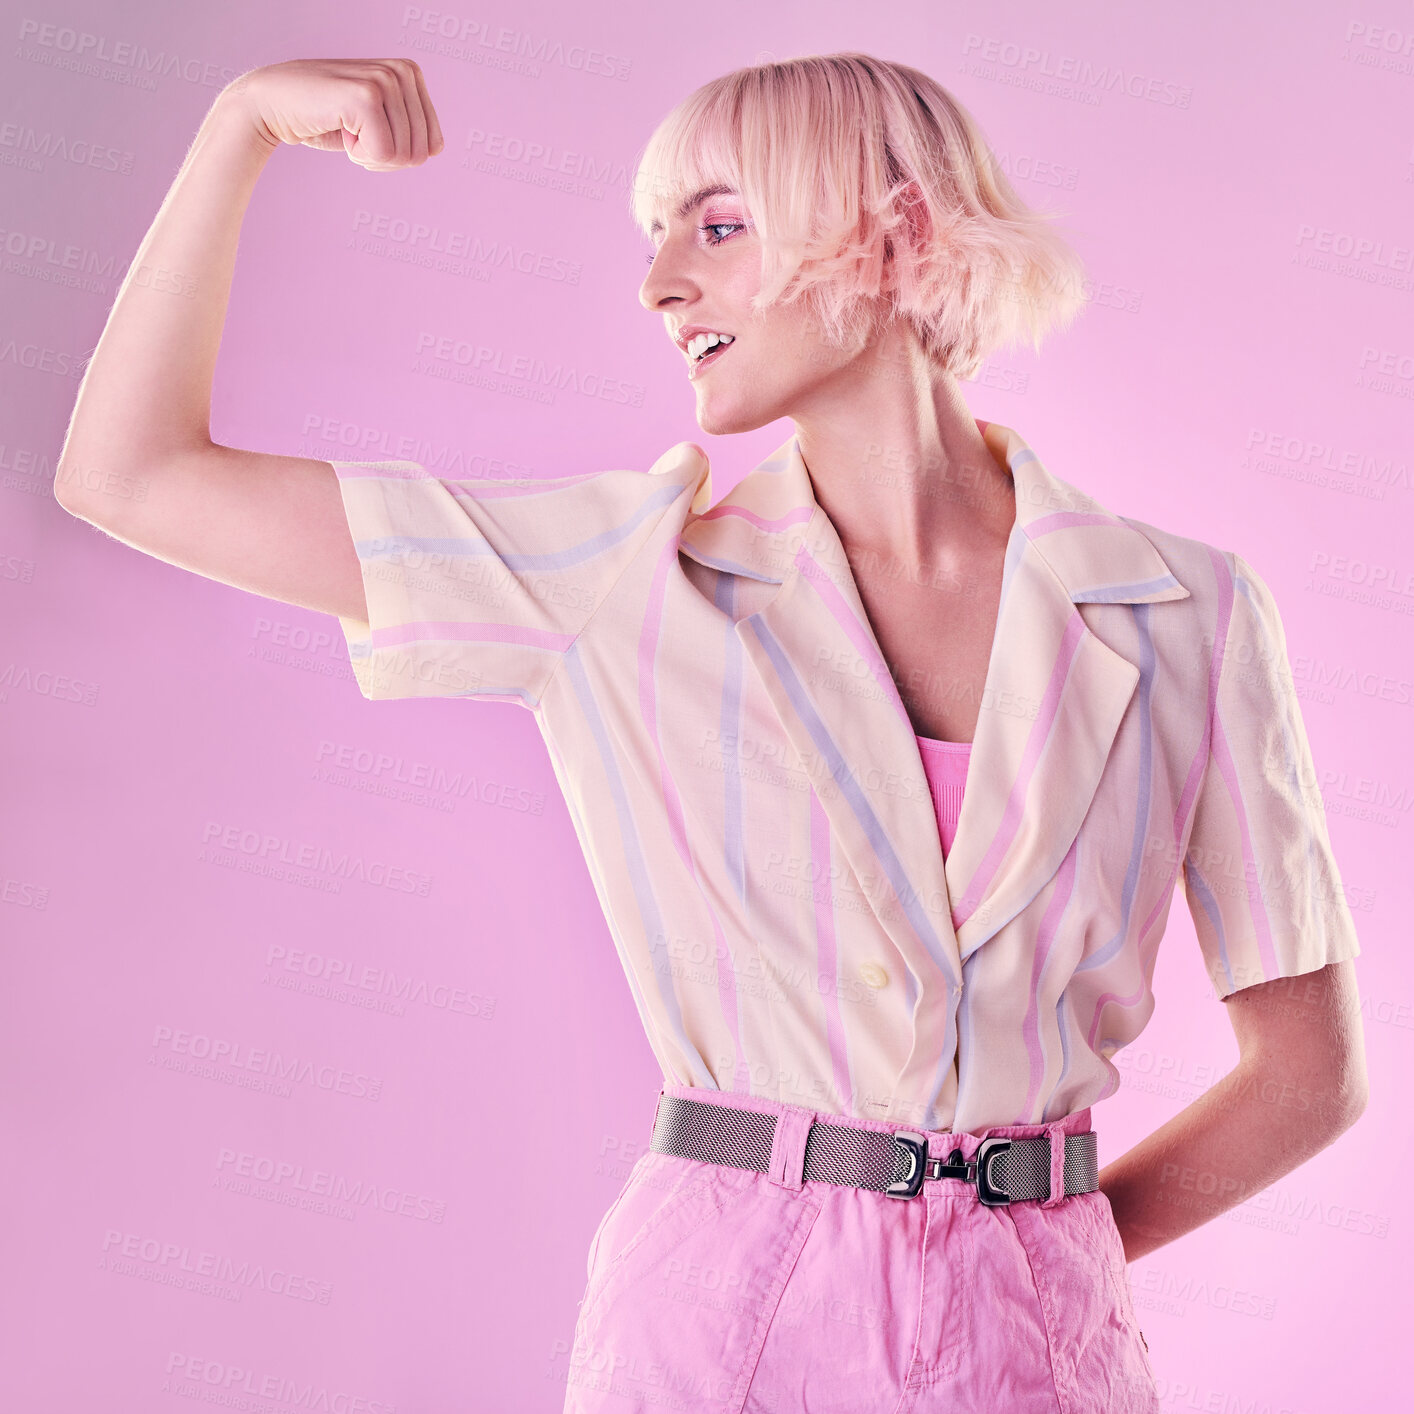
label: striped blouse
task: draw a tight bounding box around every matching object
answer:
[329,421,1362,1133]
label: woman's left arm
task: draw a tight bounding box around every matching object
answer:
[1098,957,1368,1262]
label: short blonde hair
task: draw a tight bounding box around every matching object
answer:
[631,52,1088,379]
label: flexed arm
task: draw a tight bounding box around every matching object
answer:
[53,59,444,623]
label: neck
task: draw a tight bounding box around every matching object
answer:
[789,332,1015,577]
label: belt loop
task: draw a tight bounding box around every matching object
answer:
[1041,1119,1069,1209]
[767,1107,814,1190]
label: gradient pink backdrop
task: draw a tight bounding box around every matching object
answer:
[3,1,1411,1409]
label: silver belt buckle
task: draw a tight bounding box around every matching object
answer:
[885,1130,934,1199]
[972,1136,1015,1206]
[886,1131,1015,1204]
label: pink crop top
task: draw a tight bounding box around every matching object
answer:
[915,734,971,857]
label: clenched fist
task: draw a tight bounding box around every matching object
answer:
[222,58,444,170]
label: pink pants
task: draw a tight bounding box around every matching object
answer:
[564,1084,1158,1413]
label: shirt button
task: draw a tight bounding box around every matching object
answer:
[859,962,889,989]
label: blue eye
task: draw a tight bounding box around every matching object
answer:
[701,222,743,245]
[642,221,744,266]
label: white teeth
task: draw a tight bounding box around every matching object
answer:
[687,332,734,361]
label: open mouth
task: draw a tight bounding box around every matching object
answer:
[690,340,734,376]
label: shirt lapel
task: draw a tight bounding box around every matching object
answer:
[678,421,1190,1110]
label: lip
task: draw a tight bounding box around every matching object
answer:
[674,325,736,381]
[673,323,733,355]
[687,339,733,381]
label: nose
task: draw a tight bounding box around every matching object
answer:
[638,237,696,314]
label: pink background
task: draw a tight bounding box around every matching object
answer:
[4,1,1411,1408]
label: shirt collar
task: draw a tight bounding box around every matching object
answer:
[677,419,1189,606]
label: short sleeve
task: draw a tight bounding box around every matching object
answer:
[331,445,707,708]
[1181,551,1362,999]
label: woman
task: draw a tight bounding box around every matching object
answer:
[56,51,1367,1414]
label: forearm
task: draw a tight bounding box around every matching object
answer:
[1098,1054,1365,1262]
[57,84,276,494]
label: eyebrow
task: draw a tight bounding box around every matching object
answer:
[648,184,738,239]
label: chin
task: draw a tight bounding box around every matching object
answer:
[694,392,777,438]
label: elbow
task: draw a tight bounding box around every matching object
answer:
[53,423,92,512]
[53,451,136,527]
[53,463,94,520]
[1334,1063,1370,1129]
[1242,1049,1369,1138]
[53,452,96,515]
[1310,1059,1369,1138]
[53,463,87,516]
